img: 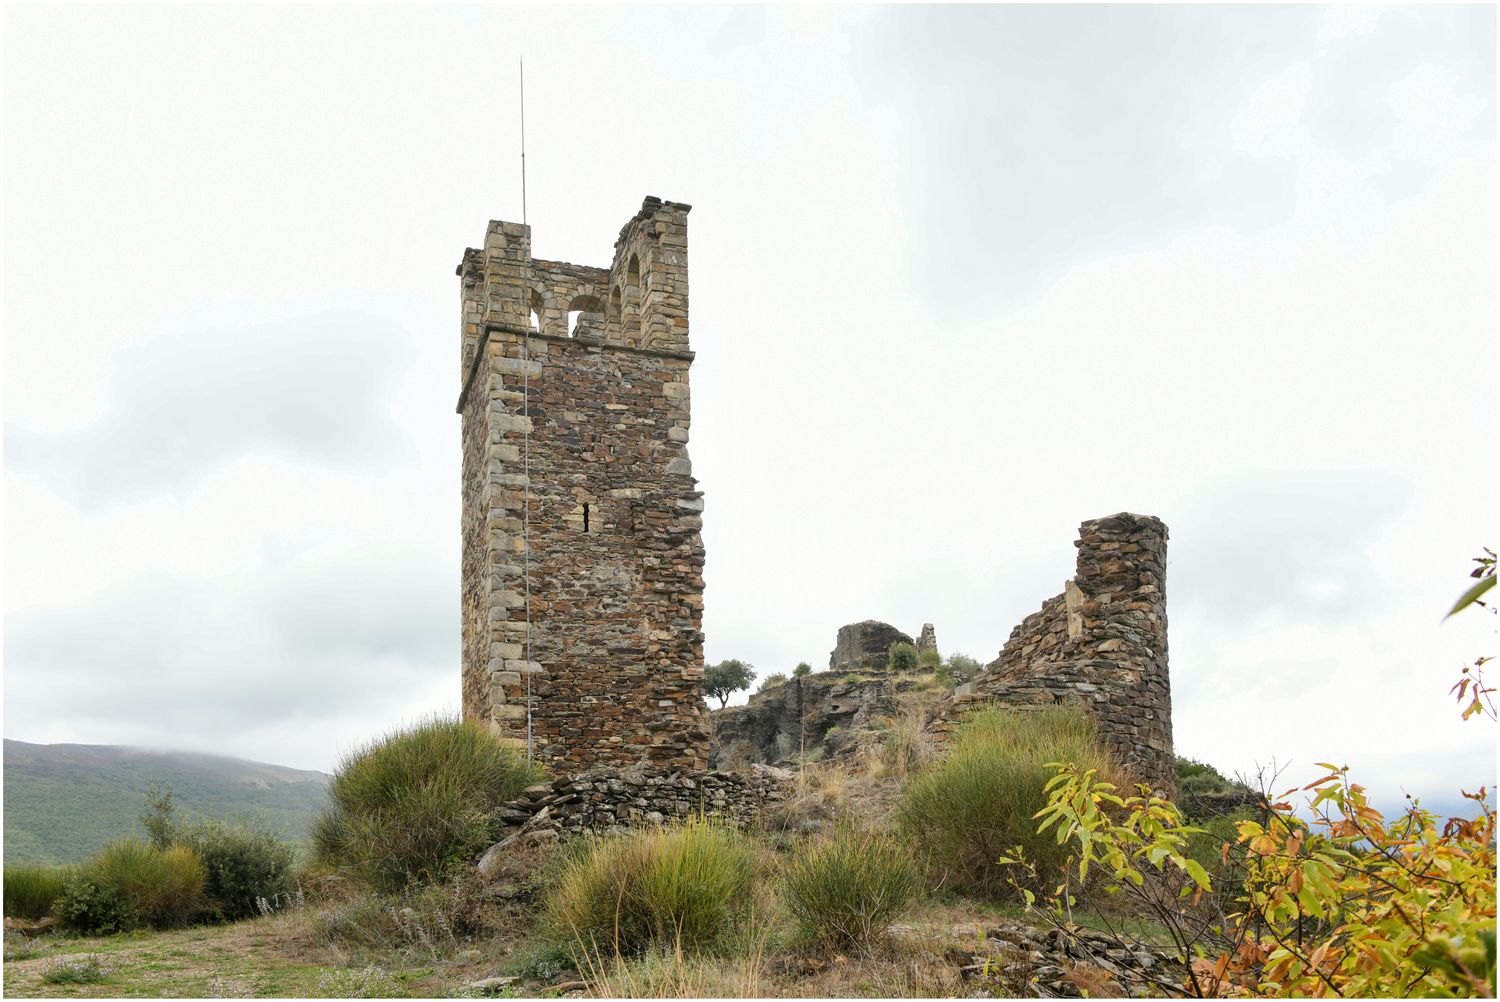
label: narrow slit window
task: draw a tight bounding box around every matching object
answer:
[582,503,590,533]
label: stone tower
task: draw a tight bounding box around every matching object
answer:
[456,197,709,771]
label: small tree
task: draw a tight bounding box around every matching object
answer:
[887,642,919,673]
[704,659,756,708]
[793,662,813,678]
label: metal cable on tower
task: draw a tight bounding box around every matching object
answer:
[519,56,534,766]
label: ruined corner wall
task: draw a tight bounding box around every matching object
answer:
[942,513,1174,793]
[458,199,709,772]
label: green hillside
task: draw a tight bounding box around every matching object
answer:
[2,740,330,864]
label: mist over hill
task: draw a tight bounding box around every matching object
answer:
[3,739,330,864]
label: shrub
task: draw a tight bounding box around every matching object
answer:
[56,841,205,933]
[898,706,1120,898]
[176,818,296,921]
[781,827,920,951]
[544,815,755,956]
[917,647,941,669]
[793,662,812,678]
[3,863,73,920]
[140,785,297,921]
[887,642,919,673]
[312,715,542,891]
[759,672,788,691]
[935,653,982,688]
[57,874,136,934]
[91,839,206,929]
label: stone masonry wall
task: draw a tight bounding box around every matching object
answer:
[939,513,1174,793]
[458,198,709,772]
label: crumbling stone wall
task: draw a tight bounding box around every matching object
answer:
[939,513,1174,793]
[829,620,914,670]
[480,766,789,865]
[458,197,709,771]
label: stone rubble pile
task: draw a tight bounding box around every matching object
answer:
[478,764,789,874]
[948,919,1182,998]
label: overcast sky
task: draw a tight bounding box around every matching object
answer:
[4,5,1495,812]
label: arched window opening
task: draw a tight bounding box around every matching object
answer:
[568,294,606,338]
[529,289,546,332]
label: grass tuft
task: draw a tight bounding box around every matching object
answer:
[781,826,920,951]
[3,863,73,920]
[898,705,1123,898]
[40,954,110,986]
[544,815,755,957]
[312,715,542,891]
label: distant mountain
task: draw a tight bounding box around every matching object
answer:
[3,740,330,865]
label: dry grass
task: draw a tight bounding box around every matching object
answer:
[764,928,963,998]
[1060,959,1124,998]
[578,929,772,998]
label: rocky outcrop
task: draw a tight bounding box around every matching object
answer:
[916,623,938,656]
[710,671,900,768]
[829,620,914,670]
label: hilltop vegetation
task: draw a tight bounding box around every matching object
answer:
[3,741,329,865]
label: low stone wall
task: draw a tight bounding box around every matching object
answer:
[478,764,789,871]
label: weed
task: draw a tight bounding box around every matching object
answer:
[315,964,406,998]
[40,954,110,986]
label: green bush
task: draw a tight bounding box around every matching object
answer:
[759,672,788,691]
[57,840,205,932]
[781,827,920,951]
[176,818,296,920]
[544,815,755,956]
[898,706,1120,899]
[793,662,813,678]
[141,785,296,920]
[1175,756,1236,797]
[917,647,942,669]
[1183,808,1258,904]
[311,716,542,891]
[3,863,73,920]
[935,653,982,688]
[57,875,136,934]
[887,642,919,672]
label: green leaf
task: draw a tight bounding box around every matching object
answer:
[1446,575,1495,618]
